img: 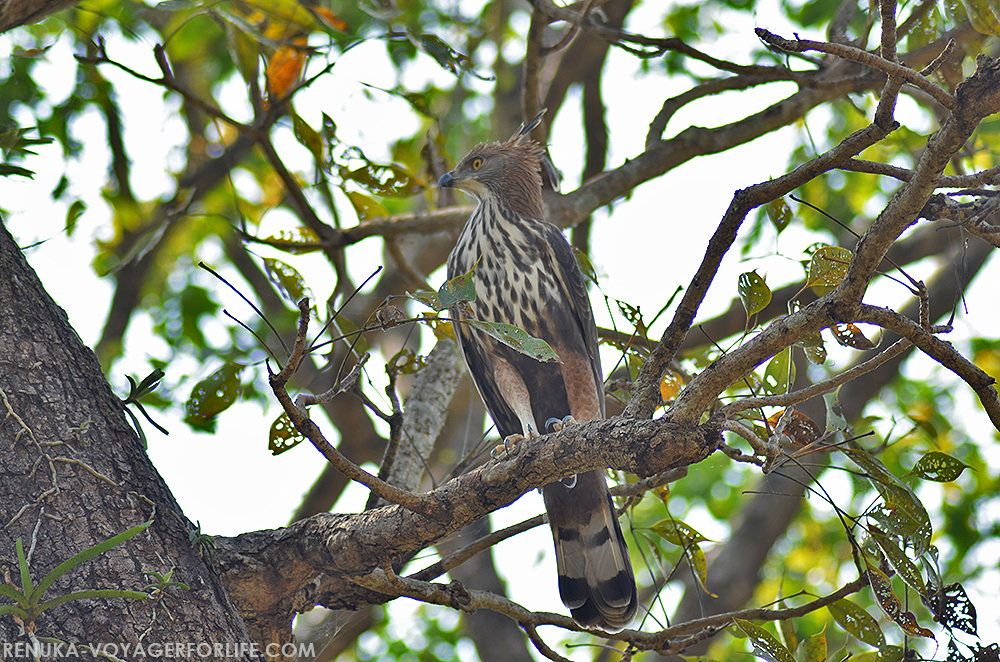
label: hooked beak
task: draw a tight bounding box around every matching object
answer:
[438,171,456,189]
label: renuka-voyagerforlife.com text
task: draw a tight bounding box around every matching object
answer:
[1,641,317,658]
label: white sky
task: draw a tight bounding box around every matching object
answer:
[1,0,998,655]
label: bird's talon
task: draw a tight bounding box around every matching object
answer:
[492,433,524,460]
[562,415,577,427]
[546,417,563,432]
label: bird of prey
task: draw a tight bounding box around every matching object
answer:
[439,112,637,630]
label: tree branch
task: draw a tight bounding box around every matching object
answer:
[856,305,1000,430]
[755,28,956,110]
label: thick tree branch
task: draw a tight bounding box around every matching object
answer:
[214,412,720,635]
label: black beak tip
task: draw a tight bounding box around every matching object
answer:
[438,171,455,189]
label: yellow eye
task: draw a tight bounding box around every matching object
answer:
[471,157,483,170]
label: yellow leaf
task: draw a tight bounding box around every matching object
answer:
[313,7,348,31]
[265,37,308,106]
[660,370,683,402]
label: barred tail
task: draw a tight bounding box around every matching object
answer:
[543,469,637,631]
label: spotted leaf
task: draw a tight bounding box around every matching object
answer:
[733,618,795,662]
[739,270,771,318]
[908,451,970,483]
[184,363,245,431]
[867,526,926,594]
[761,347,794,396]
[866,558,934,638]
[827,598,885,647]
[462,320,560,363]
[660,370,683,402]
[806,245,852,295]
[767,196,793,233]
[437,267,478,309]
[269,412,305,455]
[345,190,389,222]
[832,322,876,350]
[263,257,314,307]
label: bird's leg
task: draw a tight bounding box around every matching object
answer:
[546,416,581,487]
[490,356,540,460]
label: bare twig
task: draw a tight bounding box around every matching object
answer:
[755,28,957,110]
[269,300,442,518]
[720,338,911,416]
[627,101,897,421]
[408,515,545,582]
[918,38,955,77]
[856,305,1000,430]
[355,560,868,656]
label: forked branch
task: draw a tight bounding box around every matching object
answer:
[269,299,443,518]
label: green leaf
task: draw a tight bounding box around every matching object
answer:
[796,332,827,364]
[65,199,86,237]
[843,445,933,556]
[224,20,260,85]
[649,518,714,595]
[263,257,314,307]
[268,412,305,455]
[38,589,148,613]
[776,602,796,652]
[437,266,477,309]
[733,619,795,662]
[0,604,29,617]
[827,598,885,647]
[292,112,323,163]
[796,627,827,662]
[767,196,793,233]
[131,368,165,399]
[33,521,153,606]
[867,526,927,594]
[461,320,560,363]
[340,161,422,197]
[806,245,852,295]
[414,32,492,81]
[865,558,935,638]
[345,190,389,221]
[16,538,33,597]
[687,543,711,596]
[573,247,599,286]
[0,163,36,178]
[823,391,847,434]
[330,315,368,355]
[878,645,907,662]
[184,363,245,429]
[262,226,324,255]
[961,0,1000,35]
[387,347,427,375]
[648,518,711,546]
[761,347,794,396]
[738,271,771,318]
[0,582,28,609]
[907,451,970,482]
[405,289,442,310]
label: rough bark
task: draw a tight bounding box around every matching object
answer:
[0,0,77,33]
[0,220,256,657]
